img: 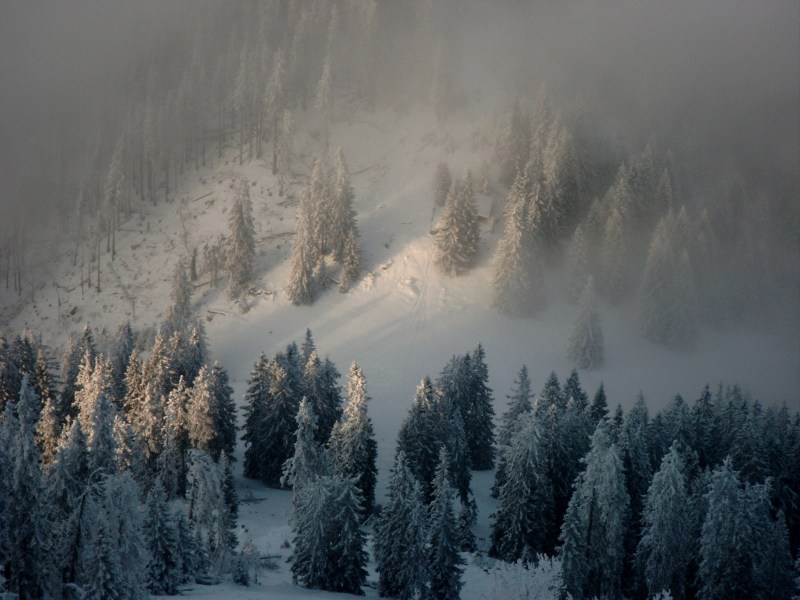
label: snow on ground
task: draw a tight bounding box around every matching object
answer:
[1,95,798,599]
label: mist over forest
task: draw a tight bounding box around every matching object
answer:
[0,2,799,599]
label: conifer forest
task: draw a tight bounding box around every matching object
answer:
[0,2,797,599]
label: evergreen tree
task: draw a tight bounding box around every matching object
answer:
[326,476,368,595]
[4,379,53,599]
[187,450,234,573]
[328,363,377,516]
[328,148,359,264]
[187,366,215,455]
[493,176,544,316]
[396,377,441,502]
[287,185,319,305]
[433,162,452,207]
[208,362,236,461]
[250,360,298,487]
[565,222,591,303]
[160,262,194,340]
[375,452,428,600]
[637,443,691,600]
[497,96,531,187]
[588,383,609,426]
[559,421,630,600]
[47,418,89,519]
[281,398,328,490]
[144,477,180,595]
[290,474,367,595]
[87,391,118,479]
[434,173,480,276]
[339,228,361,292]
[490,412,552,562]
[497,365,533,448]
[427,448,464,600]
[493,365,533,498]
[101,472,149,599]
[110,322,135,406]
[36,394,61,465]
[600,205,629,304]
[77,495,124,600]
[465,344,495,470]
[242,353,270,480]
[302,351,342,443]
[227,177,256,308]
[697,459,750,600]
[568,276,604,369]
[637,212,698,350]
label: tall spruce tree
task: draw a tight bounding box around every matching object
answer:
[490,412,552,562]
[328,363,377,516]
[560,421,630,600]
[242,353,270,480]
[375,452,429,600]
[434,173,480,276]
[637,443,691,600]
[568,276,604,370]
[144,477,180,595]
[227,177,256,308]
[427,448,464,600]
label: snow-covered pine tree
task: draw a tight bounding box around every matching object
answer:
[589,383,609,426]
[493,365,534,498]
[621,395,653,531]
[325,475,368,595]
[493,169,544,316]
[637,442,691,600]
[497,96,531,187]
[497,365,533,448]
[290,474,331,590]
[559,420,630,600]
[338,228,361,292]
[208,361,236,461]
[567,276,604,370]
[432,162,452,207]
[46,418,89,519]
[396,376,441,502]
[281,398,328,490]
[328,148,359,265]
[328,362,377,517]
[565,222,592,303]
[227,177,256,309]
[257,360,299,487]
[600,205,629,304]
[637,212,698,351]
[466,344,495,470]
[36,393,61,465]
[434,358,473,504]
[110,321,135,405]
[276,109,295,195]
[315,54,332,149]
[160,261,194,340]
[434,172,480,276]
[3,379,53,599]
[160,378,189,499]
[76,494,124,600]
[144,476,180,595]
[287,185,319,305]
[187,449,234,573]
[490,411,553,562]
[375,452,429,600]
[697,459,749,600]
[101,472,148,598]
[302,351,342,443]
[427,448,464,600]
[87,391,118,479]
[187,365,215,455]
[242,353,270,480]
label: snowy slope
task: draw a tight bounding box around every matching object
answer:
[1,96,798,599]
